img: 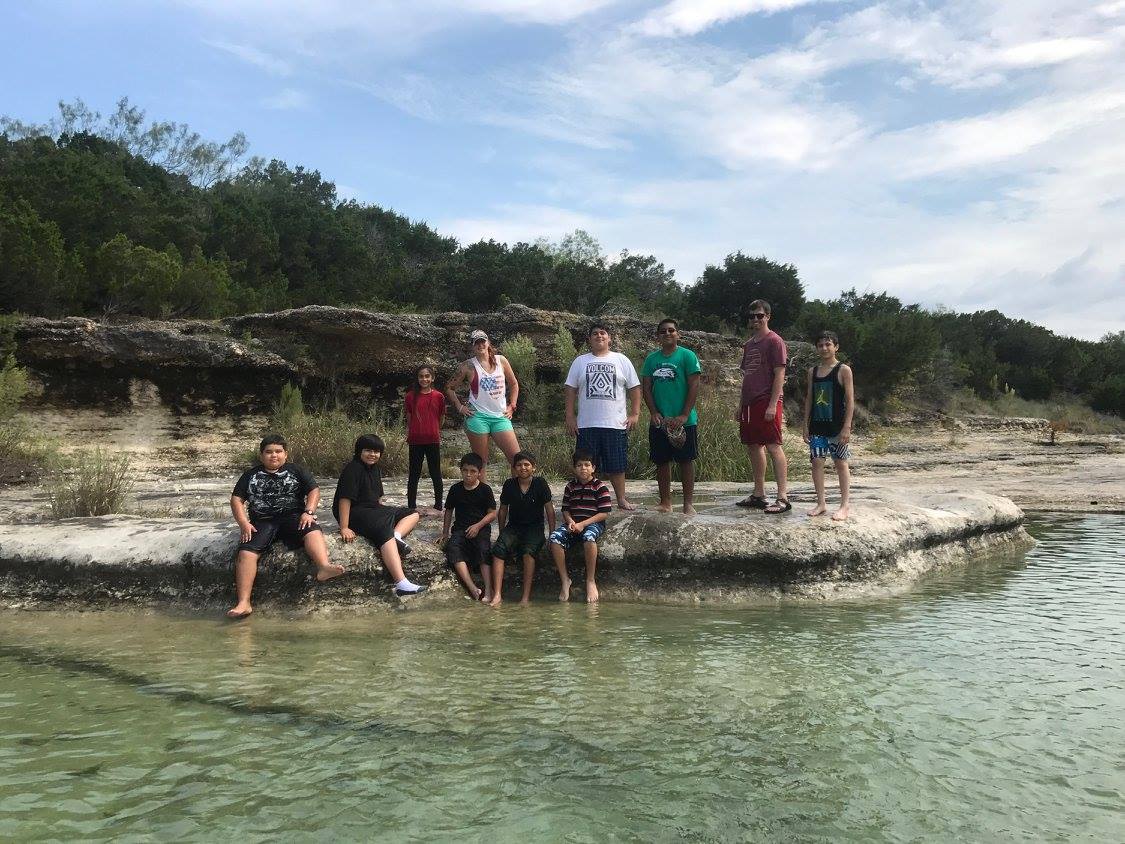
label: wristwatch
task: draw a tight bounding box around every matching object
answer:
[304,510,317,516]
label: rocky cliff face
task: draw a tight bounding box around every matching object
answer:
[14,305,815,413]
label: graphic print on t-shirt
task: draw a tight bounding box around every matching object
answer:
[651,365,677,382]
[248,470,301,516]
[585,362,617,401]
[742,346,763,375]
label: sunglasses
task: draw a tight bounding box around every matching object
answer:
[473,338,488,344]
[658,327,678,334]
[748,312,767,320]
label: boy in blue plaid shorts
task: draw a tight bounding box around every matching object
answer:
[802,331,855,521]
[549,450,613,603]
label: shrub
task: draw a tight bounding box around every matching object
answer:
[503,334,549,424]
[263,399,408,478]
[48,450,134,517]
[272,381,305,427]
[554,325,577,371]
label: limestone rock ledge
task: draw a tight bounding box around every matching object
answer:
[0,490,1031,610]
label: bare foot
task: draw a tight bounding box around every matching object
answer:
[832,505,850,521]
[225,603,253,619]
[654,502,673,513]
[488,595,502,607]
[316,564,346,582]
[481,592,493,604]
[518,598,531,606]
[808,505,828,517]
[682,504,697,516]
[472,588,484,601]
[617,499,638,511]
[558,576,571,602]
[585,581,600,603]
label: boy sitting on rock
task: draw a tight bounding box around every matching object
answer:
[227,434,345,618]
[548,450,613,603]
[489,451,556,606]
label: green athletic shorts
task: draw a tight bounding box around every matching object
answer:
[464,410,514,436]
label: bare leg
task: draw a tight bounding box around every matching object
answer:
[305,531,345,582]
[550,543,571,602]
[490,429,522,472]
[395,512,420,539]
[466,430,492,474]
[765,442,789,501]
[808,458,828,516]
[832,459,851,520]
[606,472,636,510]
[480,562,493,602]
[748,445,767,498]
[679,461,696,514]
[584,541,599,603]
[519,553,535,604]
[655,463,672,512]
[379,537,407,583]
[452,560,482,599]
[227,549,260,617]
[489,559,504,607]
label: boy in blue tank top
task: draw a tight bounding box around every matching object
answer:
[802,331,854,521]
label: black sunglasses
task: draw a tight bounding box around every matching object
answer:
[748,312,767,320]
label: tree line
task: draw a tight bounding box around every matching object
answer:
[0,99,1121,417]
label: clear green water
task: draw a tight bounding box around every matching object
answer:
[2,516,1123,842]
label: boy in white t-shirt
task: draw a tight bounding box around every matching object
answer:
[563,322,642,510]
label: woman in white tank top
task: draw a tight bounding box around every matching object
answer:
[445,329,522,473]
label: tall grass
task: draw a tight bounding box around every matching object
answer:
[0,356,58,483]
[48,450,134,518]
[251,385,408,478]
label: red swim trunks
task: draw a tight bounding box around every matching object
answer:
[739,397,783,445]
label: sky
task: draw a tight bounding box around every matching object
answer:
[1,0,1123,340]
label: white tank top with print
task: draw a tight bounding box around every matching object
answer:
[469,356,508,416]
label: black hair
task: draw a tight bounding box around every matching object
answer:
[657,317,678,332]
[572,449,597,468]
[411,364,436,396]
[258,433,288,453]
[511,450,537,467]
[460,452,485,470]
[815,330,840,346]
[587,321,611,337]
[353,434,385,459]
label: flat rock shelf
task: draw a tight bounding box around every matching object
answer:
[0,490,1031,611]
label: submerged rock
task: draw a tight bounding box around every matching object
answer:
[0,489,1030,611]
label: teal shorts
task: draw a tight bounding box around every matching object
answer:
[465,411,514,436]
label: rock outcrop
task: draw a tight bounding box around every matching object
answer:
[15,305,816,412]
[0,489,1031,611]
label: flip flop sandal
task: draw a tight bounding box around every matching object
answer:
[736,494,768,508]
[764,498,792,514]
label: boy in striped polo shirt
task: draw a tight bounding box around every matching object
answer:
[548,450,613,603]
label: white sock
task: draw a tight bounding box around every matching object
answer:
[395,578,421,592]
[394,531,403,541]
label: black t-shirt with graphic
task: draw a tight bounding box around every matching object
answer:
[232,463,317,519]
[444,481,496,531]
[499,476,552,527]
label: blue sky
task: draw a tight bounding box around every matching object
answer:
[2,0,1123,339]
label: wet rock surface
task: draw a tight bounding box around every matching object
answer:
[0,485,1030,611]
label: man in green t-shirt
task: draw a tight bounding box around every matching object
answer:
[641,318,702,515]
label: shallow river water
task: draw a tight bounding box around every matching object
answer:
[2,516,1123,841]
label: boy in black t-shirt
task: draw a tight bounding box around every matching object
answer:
[227,434,345,619]
[489,451,555,606]
[440,453,497,602]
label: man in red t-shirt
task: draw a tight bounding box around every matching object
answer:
[735,299,790,513]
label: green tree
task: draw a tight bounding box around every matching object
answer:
[91,234,182,317]
[686,252,805,332]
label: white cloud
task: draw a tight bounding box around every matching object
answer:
[261,88,309,110]
[204,40,292,75]
[635,0,830,37]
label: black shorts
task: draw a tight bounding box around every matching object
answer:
[649,423,698,464]
[239,512,322,554]
[347,504,415,547]
[490,524,546,560]
[445,530,492,570]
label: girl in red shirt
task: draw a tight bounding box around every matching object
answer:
[404,365,447,514]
